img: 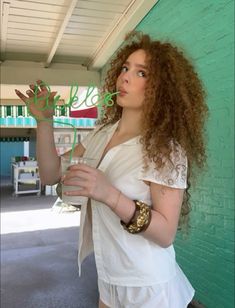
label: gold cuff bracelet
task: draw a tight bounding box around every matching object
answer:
[121,200,152,234]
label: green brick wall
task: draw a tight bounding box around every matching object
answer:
[101,0,234,307]
[136,1,234,307]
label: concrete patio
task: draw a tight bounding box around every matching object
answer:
[1,181,99,308]
[1,179,202,308]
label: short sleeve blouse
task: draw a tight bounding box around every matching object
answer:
[138,143,188,189]
[78,121,188,287]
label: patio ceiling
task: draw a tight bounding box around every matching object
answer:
[0,0,158,70]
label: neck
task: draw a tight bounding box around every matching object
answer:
[116,108,142,136]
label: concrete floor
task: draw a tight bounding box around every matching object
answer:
[1,179,201,308]
[1,181,99,308]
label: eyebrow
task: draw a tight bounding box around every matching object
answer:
[124,61,147,70]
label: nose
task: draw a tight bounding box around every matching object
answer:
[121,70,130,83]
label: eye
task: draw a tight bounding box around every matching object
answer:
[137,70,146,77]
[121,65,128,73]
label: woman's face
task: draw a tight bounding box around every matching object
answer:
[116,49,148,110]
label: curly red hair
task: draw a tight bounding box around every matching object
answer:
[98,31,208,228]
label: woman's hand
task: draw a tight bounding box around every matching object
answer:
[15,80,57,122]
[62,163,114,205]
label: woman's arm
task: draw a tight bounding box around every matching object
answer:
[15,80,86,185]
[36,121,86,185]
[107,183,183,247]
[62,163,183,247]
[36,121,60,185]
[143,183,183,247]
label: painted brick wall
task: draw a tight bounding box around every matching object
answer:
[135,0,234,307]
[101,0,234,307]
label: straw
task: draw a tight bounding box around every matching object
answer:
[25,81,119,162]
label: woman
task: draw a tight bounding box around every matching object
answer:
[15,31,208,308]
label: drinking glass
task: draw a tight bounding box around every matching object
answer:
[61,156,95,206]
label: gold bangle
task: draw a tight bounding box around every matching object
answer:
[121,200,152,234]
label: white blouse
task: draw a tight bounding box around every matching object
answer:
[78,121,192,289]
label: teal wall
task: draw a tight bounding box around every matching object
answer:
[137,1,234,307]
[0,142,24,177]
[101,0,234,307]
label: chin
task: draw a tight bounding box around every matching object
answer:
[116,98,125,107]
[116,97,143,109]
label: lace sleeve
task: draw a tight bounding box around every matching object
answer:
[138,144,188,189]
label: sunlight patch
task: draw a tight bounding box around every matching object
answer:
[1,209,80,234]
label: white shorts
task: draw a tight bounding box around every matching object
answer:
[98,265,194,308]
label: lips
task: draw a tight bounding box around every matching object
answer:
[118,87,128,96]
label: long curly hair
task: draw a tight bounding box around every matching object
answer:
[98,31,208,229]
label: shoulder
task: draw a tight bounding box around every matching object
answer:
[139,141,188,189]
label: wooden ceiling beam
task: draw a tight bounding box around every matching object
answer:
[0,1,10,59]
[44,0,78,68]
[88,0,158,69]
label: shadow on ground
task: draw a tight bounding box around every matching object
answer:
[1,227,99,308]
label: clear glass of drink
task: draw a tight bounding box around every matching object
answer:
[61,156,96,206]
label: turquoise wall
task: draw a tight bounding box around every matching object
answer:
[136,0,234,307]
[0,142,24,177]
[101,0,234,307]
